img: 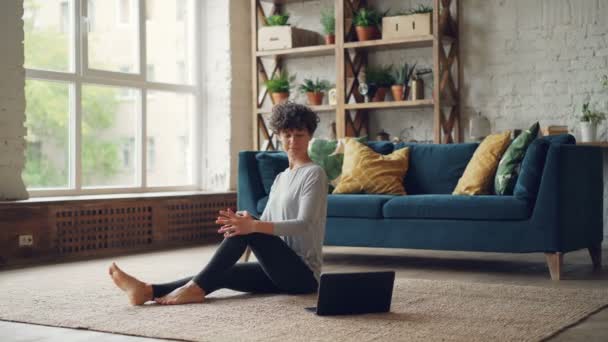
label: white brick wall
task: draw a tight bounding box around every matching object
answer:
[461,0,608,240]
[0,0,28,200]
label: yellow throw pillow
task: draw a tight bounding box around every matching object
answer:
[453,131,512,195]
[333,139,410,195]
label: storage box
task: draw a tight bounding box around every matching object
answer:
[382,13,432,40]
[258,26,321,51]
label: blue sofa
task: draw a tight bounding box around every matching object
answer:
[237,135,604,280]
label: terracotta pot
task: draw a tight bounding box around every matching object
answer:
[391,85,404,101]
[306,92,324,106]
[355,26,379,41]
[325,34,335,45]
[372,87,388,102]
[271,92,289,104]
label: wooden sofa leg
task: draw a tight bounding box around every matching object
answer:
[588,243,602,271]
[240,246,252,262]
[545,252,563,281]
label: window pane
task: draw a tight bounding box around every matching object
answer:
[147,91,193,186]
[23,0,74,72]
[82,84,138,187]
[146,0,195,84]
[23,80,71,188]
[87,0,139,73]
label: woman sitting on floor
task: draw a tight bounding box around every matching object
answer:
[109,102,328,305]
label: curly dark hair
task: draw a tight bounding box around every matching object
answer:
[269,102,320,136]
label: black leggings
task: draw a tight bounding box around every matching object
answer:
[151,233,318,298]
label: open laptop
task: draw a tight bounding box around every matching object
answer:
[305,271,395,316]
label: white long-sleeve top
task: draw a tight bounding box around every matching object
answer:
[260,162,328,282]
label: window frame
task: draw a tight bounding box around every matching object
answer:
[24,0,202,197]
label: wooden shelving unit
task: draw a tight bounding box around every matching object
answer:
[251,0,461,150]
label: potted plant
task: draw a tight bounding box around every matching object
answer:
[391,63,408,101]
[299,78,332,106]
[353,8,385,41]
[365,65,395,102]
[579,102,606,142]
[320,8,335,44]
[267,13,290,26]
[259,13,320,51]
[265,71,295,104]
[410,4,433,15]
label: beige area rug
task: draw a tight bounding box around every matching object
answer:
[1,255,608,342]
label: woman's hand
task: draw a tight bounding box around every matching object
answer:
[215,208,255,238]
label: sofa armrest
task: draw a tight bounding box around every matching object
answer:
[533,144,603,252]
[237,151,266,217]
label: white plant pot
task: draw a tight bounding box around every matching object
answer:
[580,122,597,142]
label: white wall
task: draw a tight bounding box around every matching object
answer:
[201,0,252,191]
[0,0,28,200]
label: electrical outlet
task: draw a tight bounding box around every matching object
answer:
[18,235,33,247]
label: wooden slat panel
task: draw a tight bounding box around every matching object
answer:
[0,194,236,267]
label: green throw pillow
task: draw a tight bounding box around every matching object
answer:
[494,122,540,195]
[308,136,367,193]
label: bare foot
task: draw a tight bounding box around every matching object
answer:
[108,262,152,306]
[155,280,205,305]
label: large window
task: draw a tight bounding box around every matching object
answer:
[23,0,199,196]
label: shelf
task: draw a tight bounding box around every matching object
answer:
[256,45,335,58]
[344,99,434,111]
[257,104,336,115]
[344,35,455,51]
[344,36,434,50]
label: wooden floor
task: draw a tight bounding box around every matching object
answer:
[2,244,608,342]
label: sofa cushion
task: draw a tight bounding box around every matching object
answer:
[333,139,410,195]
[255,151,288,195]
[332,138,389,155]
[453,131,512,195]
[494,122,540,195]
[383,194,531,220]
[308,136,367,192]
[328,194,395,218]
[395,142,478,194]
[514,139,550,202]
[541,134,576,145]
[367,141,394,155]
